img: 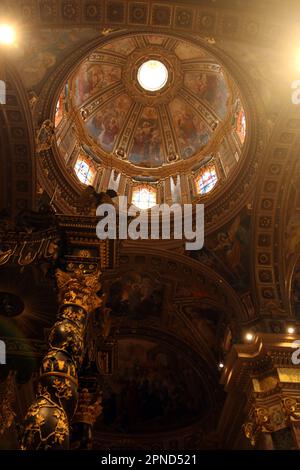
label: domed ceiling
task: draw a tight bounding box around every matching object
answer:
[72,34,231,169]
[55,33,246,203]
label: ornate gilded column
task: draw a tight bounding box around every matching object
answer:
[218,333,300,449]
[21,268,102,450]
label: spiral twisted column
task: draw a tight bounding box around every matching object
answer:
[21,268,102,450]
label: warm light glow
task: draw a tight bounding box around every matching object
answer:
[195,164,218,195]
[137,60,168,92]
[295,49,300,72]
[245,332,254,342]
[74,156,96,185]
[0,25,16,45]
[131,186,157,210]
[287,326,295,334]
[236,108,246,144]
[218,362,224,369]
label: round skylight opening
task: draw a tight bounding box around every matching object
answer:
[137,60,168,92]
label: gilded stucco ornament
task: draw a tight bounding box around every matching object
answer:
[243,407,273,446]
[36,119,55,153]
[21,396,69,450]
[283,398,300,422]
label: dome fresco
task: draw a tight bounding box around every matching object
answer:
[55,33,246,201]
[70,34,231,169]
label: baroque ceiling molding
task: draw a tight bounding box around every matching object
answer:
[0,0,289,50]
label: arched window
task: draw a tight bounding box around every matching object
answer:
[74,155,96,185]
[233,99,246,144]
[236,108,246,143]
[131,185,157,210]
[195,163,218,195]
[55,94,64,127]
[55,84,69,127]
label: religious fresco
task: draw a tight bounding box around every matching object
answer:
[207,213,250,289]
[128,107,164,167]
[174,42,210,61]
[147,35,166,46]
[74,63,121,106]
[190,210,251,290]
[184,72,229,119]
[181,305,224,353]
[169,98,211,159]
[15,28,98,89]
[99,338,207,433]
[101,37,136,56]
[60,32,245,183]
[86,94,132,152]
[107,271,164,318]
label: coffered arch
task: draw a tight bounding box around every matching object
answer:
[0,63,36,214]
[252,103,300,318]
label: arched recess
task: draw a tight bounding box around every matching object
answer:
[102,243,249,372]
[93,328,221,447]
[34,28,266,235]
[0,63,36,214]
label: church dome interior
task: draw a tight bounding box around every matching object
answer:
[0,0,300,457]
[54,33,246,208]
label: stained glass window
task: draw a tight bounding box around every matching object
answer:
[131,185,157,210]
[74,156,96,185]
[195,164,218,195]
[236,108,246,143]
[233,99,246,144]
